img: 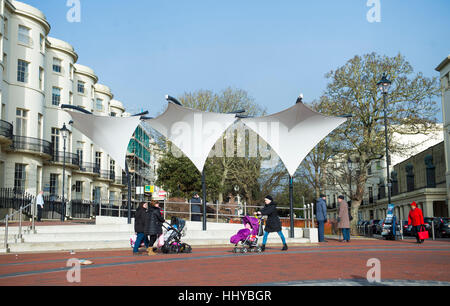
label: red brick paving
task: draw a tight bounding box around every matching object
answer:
[0,239,449,286]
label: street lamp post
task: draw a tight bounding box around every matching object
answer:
[377,73,392,205]
[60,123,70,221]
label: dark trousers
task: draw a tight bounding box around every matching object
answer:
[412,225,424,243]
[148,234,158,247]
[317,220,325,242]
[37,206,43,221]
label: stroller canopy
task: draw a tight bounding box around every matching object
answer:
[242,216,259,235]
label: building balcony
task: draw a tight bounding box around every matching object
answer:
[0,120,13,144]
[9,135,52,157]
[49,151,80,168]
[75,162,100,175]
[98,170,113,181]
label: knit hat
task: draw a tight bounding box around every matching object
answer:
[265,195,273,202]
[410,201,417,207]
[338,195,345,200]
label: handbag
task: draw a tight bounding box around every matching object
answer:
[418,225,429,240]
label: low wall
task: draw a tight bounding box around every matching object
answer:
[96,215,134,225]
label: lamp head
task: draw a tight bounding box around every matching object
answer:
[377,73,392,94]
[60,123,70,139]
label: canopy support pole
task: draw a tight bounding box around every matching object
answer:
[289,175,295,238]
[125,161,132,224]
[202,169,207,231]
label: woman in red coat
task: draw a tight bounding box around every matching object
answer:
[408,201,425,244]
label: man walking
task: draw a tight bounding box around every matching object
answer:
[316,194,327,242]
[36,191,44,222]
[337,195,351,242]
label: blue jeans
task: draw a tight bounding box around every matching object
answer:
[133,232,149,253]
[262,231,286,245]
[317,220,325,242]
[342,228,350,241]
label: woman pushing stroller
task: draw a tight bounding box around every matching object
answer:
[256,195,288,252]
[145,201,165,256]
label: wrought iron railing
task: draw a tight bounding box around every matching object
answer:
[10,135,52,156]
[0,119,13,140]
[77,162,100,174]
[51,151,80,166]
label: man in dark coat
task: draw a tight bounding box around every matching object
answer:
[144,201,165,255]
[190,192,202,222]
[316,194,328,242]
[257,195,288,252]
[133,202,149,255]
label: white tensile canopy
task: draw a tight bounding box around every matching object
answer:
[65,102,346,177]
[142,102,238,173]
[241,102,347,176]
[65,110,142,170]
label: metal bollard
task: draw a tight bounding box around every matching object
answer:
[216,202,219,223]
[4,215,8,250]
[432,221,435,240]
[19,206,23,241]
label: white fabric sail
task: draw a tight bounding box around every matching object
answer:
[241,102,347,176]
[143,103,237,173]
[65,110,142,170]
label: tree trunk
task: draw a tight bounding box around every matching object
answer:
[218,167,228,204]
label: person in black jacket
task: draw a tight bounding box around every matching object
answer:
[190,192,202,221]
[133,202,149,255]
[145,201,166,256]
[257,195,288,252]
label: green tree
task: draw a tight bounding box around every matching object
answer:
[318,52,439,231]
[155,87,267,203]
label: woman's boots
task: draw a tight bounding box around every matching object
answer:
[260,244,288,252]
[147,247,156,256]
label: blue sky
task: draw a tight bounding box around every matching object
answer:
[22,0,450,118]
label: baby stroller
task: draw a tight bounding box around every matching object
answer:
[160,216,192,254]
[230,215,263,253]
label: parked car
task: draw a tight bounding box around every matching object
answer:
[375,219,384,235]
[441,220,450,238]
[431,217,450,238]
[423,217,436,231]
[358,220,368,234]
[366,219,380,236]
[401,220,412,236]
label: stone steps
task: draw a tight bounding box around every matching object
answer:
[0,216,317,253]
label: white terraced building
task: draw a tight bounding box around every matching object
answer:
[0,0,152,213]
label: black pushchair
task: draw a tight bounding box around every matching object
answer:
[161,217,192,254]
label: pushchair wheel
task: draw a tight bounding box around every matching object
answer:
[233,247,239,253]
[256,246,262,253]
[241,247,248,254]
[170,244,180,253]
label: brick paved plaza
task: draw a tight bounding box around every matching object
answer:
[0,238,449,287]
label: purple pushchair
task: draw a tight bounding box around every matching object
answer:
[230,215,263,253]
